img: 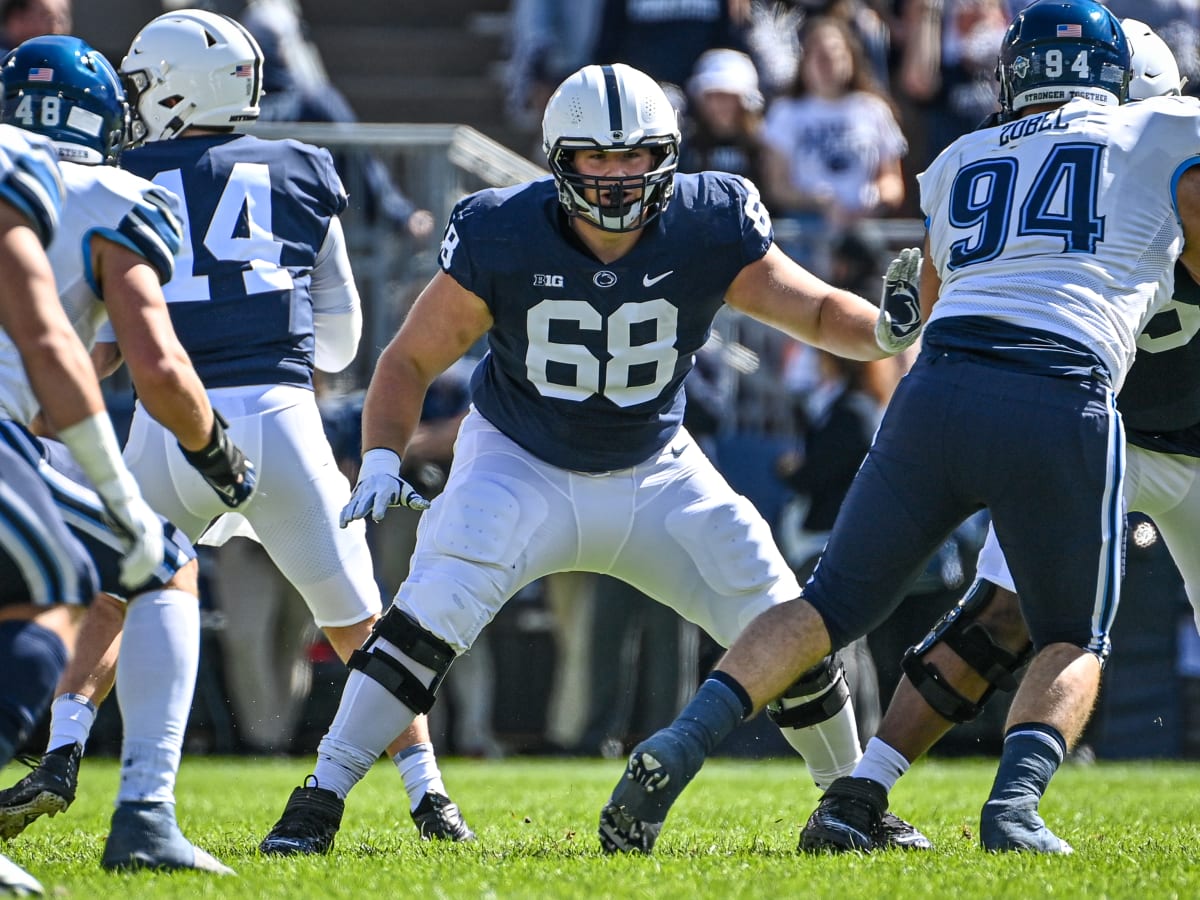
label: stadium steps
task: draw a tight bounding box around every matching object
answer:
[298,0,527,153]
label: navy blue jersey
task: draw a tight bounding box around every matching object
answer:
[442,172,772,471]
[1121,262,1200,457]
[120,134,347,389]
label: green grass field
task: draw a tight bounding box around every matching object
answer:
[2,755,1197,899]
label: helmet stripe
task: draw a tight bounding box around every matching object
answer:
[601,65,622,139]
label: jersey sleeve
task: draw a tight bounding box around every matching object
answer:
[724,173,773,267]
[82,175,184,294]
[302,142,349,219]
[437,192,490,301]
[0,127,64,247]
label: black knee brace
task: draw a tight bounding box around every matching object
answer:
[347,607,456,714]
[901,579,1034,723]
[765,654,850,729]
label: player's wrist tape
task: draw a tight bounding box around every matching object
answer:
[57,411,134,497]
[359,447,403,481]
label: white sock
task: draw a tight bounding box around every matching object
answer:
[313,667,420,799]
[852,737,911,793]
[47,693,96,753]
[115,589,199,805]
[393,742,445,811]
[777,700,863,790]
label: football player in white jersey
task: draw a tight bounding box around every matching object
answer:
[799,16,1200,853]
[604,0,1200,855]
[0,36,257,875]
[0,122,164,898]
[99,10,468,841]
[257,60,925,856]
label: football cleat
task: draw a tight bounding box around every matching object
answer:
[259,782,344,856]
[0,744,82,840]
[410,792,475,841]
[799,776,888,853]
[101,801,234,874]
[598,802,661,855]
[879,811,932,851]
[980,798,1073,854]
[0,852,42,896]
[599,739,698,854]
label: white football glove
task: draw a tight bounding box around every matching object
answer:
[340,447,431,528]
[95,469,165,590]
[875,247,924,354]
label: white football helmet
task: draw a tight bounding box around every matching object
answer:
[119,9,263,144]
[542,63,680,233]
[1121,18,1185,100]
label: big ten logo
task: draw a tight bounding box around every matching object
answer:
[533,274,565,288]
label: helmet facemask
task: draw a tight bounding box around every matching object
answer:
[548,136,678,233]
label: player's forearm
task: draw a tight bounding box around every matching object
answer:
[131,356,213,452]
[360,347,430,458]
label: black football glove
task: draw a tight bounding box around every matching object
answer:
[180,409,257,508]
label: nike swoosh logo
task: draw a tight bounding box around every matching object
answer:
[643,270,674,288]
[669,445,686,458]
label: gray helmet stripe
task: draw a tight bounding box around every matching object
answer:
[601,65,622,139]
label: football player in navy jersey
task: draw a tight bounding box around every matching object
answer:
[0,121,168,897]
[611,0,1200,857]
[258,61,924,856]
[0,36,255,875]
[94,9,467,842]
[798,16,1200,855]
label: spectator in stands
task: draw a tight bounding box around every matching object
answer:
[760,15,907,278]
[678,48,769,185]
[1103,0,1200,96]
[590,0,752,90]
[239,0,435,240]
[0,0,70,56]
[505,0,606,140]
[896,0,1011,208]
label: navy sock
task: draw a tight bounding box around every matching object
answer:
[987,723,1066,806]
[0,620,68,768]
[672,676,748,755]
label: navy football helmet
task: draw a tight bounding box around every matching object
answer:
[997,0,1130,117]
[2,36,129,165]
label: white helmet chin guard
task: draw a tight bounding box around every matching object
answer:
[542,63,680,233]
[120,8,263,144]
[1121,18,1185,100]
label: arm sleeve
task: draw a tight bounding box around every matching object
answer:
[311,215,362,373]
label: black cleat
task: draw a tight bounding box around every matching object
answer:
[799,776,888,853]
[0,744,81,840]
[879,811,932,850]
[259,781,344,856]
[410,792,475,842]
[598,802,661,855]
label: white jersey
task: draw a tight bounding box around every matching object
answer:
[920,95,1200,391]
[0,160,181,423]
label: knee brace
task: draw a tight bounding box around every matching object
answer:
[901,579,1034,724]
[765,654,850,730]
[347,607,456,715]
